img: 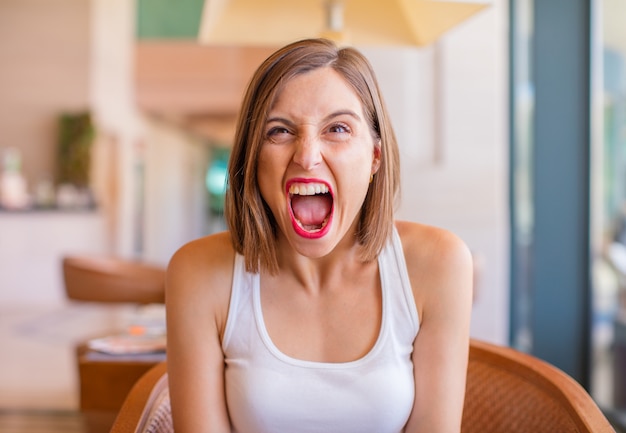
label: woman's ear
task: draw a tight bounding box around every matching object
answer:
[371,141,382,175]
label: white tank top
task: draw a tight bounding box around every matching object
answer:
[222,228,420,433]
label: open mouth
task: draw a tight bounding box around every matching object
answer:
[287,181,333,237]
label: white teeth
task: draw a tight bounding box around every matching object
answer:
[289,183,329,195]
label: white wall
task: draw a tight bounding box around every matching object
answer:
[90,0,142,258]
[364,0,510,344]
[141,118,213,265]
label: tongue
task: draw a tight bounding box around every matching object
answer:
[291,194,332,226]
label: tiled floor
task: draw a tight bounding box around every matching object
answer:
[0,409,86,433]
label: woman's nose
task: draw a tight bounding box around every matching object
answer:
[293,135,322,170]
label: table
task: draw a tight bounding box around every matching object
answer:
[76,343,166,433]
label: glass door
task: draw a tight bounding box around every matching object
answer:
[590,0,626,427]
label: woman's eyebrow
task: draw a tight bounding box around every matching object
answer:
[266,110,361,125]
[324,110,361,122]
[265,116,294,126]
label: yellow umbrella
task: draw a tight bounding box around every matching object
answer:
[198,0,490,47]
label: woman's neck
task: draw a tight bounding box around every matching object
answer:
[272,234,370,295]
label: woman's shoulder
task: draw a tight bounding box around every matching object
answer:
[393,220,473,318]
[170,230,234,263]
[166,231,236,301]
[393,220,473,290]
[166,233,235,355]
[394,220,470,262]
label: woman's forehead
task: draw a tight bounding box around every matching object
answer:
[268,68,364,116]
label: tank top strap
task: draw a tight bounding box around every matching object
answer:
[222,253,252,350]
[379,226,420,335]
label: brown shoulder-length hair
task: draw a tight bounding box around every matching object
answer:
[225,38,401,274]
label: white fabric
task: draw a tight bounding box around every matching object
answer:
[222,228,420,433]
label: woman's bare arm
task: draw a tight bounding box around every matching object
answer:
[166,233,234,433]
[397,221,473,433]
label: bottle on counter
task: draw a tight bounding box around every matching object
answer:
[0,148,30,210]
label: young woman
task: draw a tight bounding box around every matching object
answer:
[166,38,473,433]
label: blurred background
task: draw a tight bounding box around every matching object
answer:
[0,0,624,430]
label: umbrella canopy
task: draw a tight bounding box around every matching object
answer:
[199,0,490,47]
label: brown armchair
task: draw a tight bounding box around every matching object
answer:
[62,255,166,304]
[110,339,616,433]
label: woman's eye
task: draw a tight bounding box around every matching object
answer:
[265,126,293,143]
[267,126,290,136]
[328,123,350,134]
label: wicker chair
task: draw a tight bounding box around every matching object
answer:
[110,339,616,433]
[110,362,171,433]
[462,339,614,432]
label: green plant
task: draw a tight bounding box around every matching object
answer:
[56,111,94,187]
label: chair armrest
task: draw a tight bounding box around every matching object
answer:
[110,362,169,433]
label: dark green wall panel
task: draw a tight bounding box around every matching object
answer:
[137,0,204,39]
[531,0,591,386]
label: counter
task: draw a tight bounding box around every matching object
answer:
[0,210,109,305]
